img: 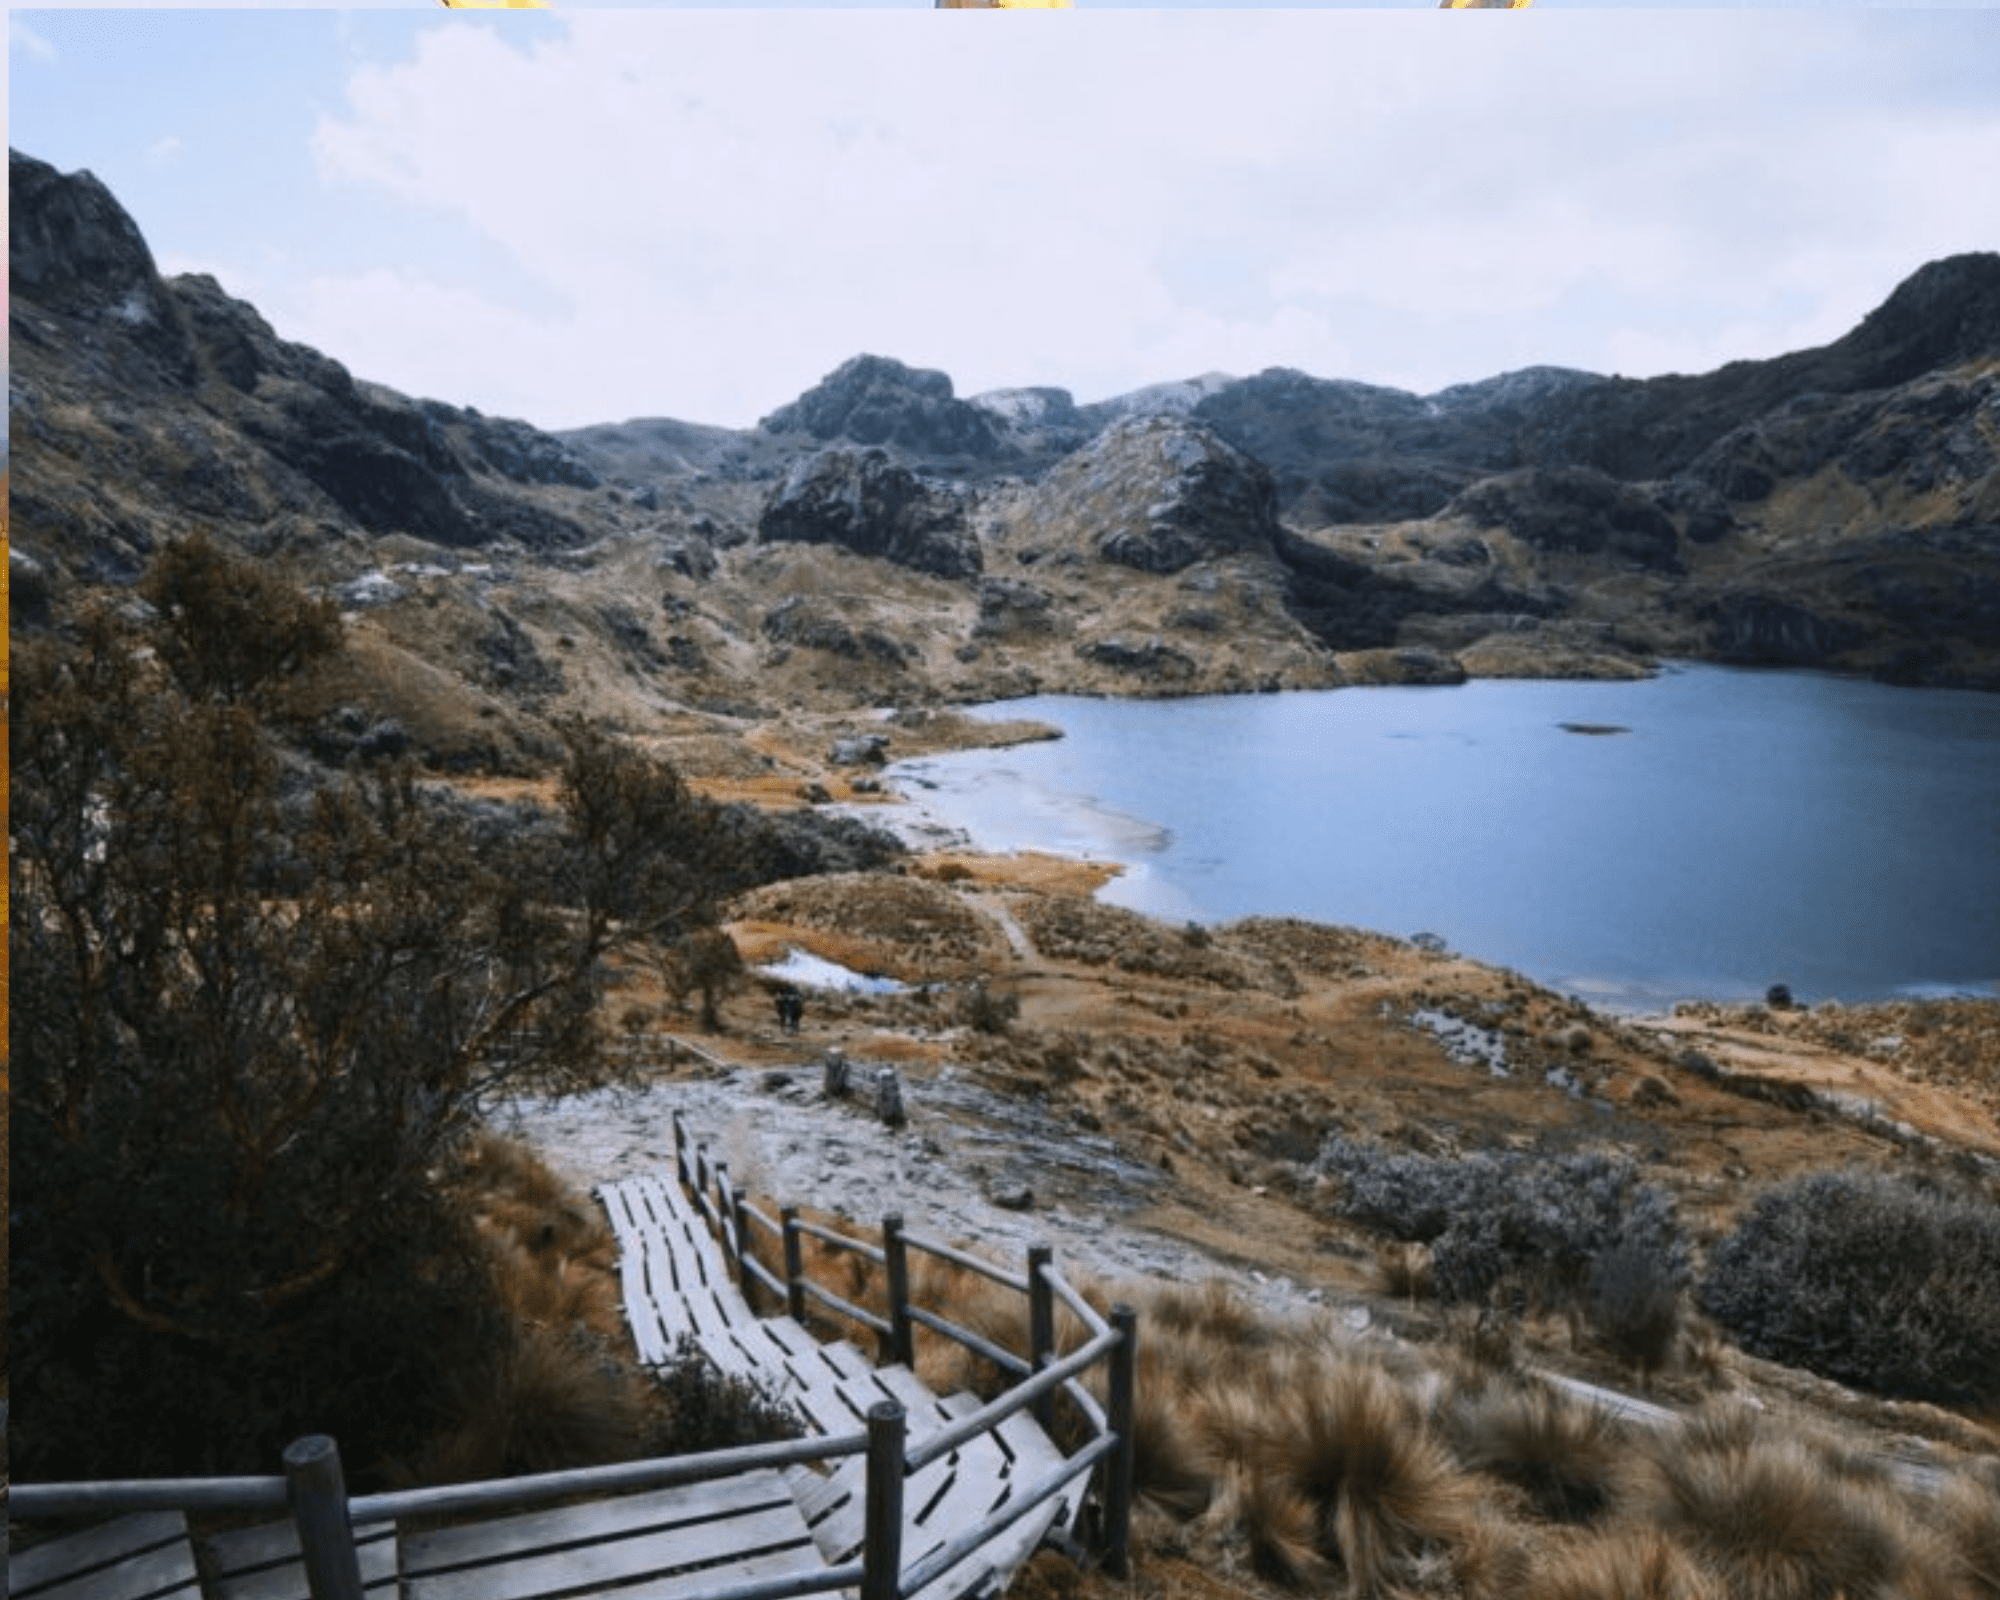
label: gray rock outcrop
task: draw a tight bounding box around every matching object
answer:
[757,447,982,579]
[761,354,1007,460]
[1446,467,1683,573]
[1031,416,1282,575]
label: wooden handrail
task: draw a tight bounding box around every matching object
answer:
[675,1104,1138,1570]
[14,1120,1141,1600]
[905,1333,1118,1474]
[349,1430,867,1524]
[898,1229,1031,1295]
[789,1214,887,1265]
[898,1438,1114,1598]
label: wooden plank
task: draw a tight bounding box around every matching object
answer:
[606,1540,835,1600]
[402,1472,791,1570]
[202,1518,399,1600]
[406,1501,813,1600]
[400,1469,825,1600]
[995,1407,1066,1484]
[599,1182,681,1366]
[8,1513,202,1600]
[771,1369,872,1439]
[814,1341,878,1382]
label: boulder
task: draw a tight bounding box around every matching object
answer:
[763,597,912,666]
[830,734,891,767]
[758,447,982,578]
[1077,637,1198,681]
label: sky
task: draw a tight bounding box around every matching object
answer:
[9,8,2000,434]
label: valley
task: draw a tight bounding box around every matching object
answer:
[10,146,2000,1596]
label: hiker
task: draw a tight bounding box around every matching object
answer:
[773,986,804,1034]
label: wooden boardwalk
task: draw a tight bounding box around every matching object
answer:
[11,1161,1091,1600]
[595,1172,1074,1600]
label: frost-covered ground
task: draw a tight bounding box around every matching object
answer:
[494,1063,1339,1321]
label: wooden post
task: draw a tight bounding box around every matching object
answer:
[882,1214,915,1368]
[1101,1305,1138,1578]
[874,1067,906,1128]
[782,1205,807,1324]
[673,1113,693,1191]
[1028,1243,1056,1429]
[727,1173,757,1304]
[823,1047,851,1099]
[283,1436,365,1600]
[860,1401,906,1600]
[715,1163,737,1263]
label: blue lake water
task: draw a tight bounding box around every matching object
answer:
[888,665,2000,1011]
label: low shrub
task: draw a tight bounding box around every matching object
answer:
[648,1334,806,1456]
[956,981,1021,1036]
[1316,1137,1689,1319]
[1698,1167,2000,1407]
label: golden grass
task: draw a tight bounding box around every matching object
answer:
[396,1133,650,1485]
[913,850,1124,898]
[1534,1528,1727,1600]
[1635,1407,1912,1600]
[449,1150,1994,1600]
[1438,1377,1635,1525]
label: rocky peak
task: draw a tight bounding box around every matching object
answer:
[1429,366,1608,413]
[759,353,1007,460]
[757,446,982,579]
[1031,415,1281,575]
[9,147,196,380]
[1838,253,2000,388]
[10,148,162,314]
[1077,372,1238,426]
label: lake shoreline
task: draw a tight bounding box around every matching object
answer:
[871,665,2000,1014]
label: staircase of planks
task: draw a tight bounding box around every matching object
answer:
[10,1119,1131,1600]
[596,1167,1077,1600]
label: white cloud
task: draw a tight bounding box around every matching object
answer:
[9,14,57,60]
[291,10,2000,430]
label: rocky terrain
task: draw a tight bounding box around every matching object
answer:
[12,146,2000,751]
[11,146,2000,1507]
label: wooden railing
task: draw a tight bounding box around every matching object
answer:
[9,1114,1139,1600]
[11,1424,899,1600]
[675,1110,1136,1571]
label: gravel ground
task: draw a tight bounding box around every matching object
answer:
[493,1059,1339,1320]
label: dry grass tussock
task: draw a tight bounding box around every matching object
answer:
[397,1132,649,1484]
[726,1216,2000,1600]
[1633,1406,1930,1600]
[358,1146,2000,1600]
[404,1134,799,1486]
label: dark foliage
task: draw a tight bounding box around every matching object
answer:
[713,803,907,889]
[1699,1168,2000,1407]
[956,981,1021,1036]
[1316,1137,1688,1317]
[649,1336,806,1456]
[138,529,342,707]
[8,538,745,1479]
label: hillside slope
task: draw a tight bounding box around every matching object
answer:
[11,148,1999,739]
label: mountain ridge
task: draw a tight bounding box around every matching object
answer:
[10,147,1999,765]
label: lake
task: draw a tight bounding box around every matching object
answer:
[886,665,2000,1011]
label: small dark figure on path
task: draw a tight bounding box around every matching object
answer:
[773,986,805,1034]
